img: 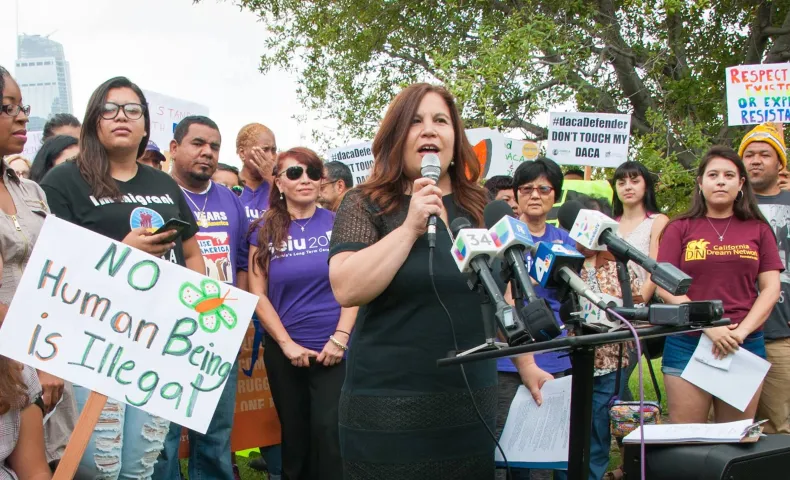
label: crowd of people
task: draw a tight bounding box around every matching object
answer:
[0,61,788,480]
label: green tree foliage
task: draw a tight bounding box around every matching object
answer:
[212,0,790,214]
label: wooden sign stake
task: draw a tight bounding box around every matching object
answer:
[53,392,107,480]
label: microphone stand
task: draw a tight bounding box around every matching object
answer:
[458,266,509,357]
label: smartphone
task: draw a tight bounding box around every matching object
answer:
[153,218,191,242]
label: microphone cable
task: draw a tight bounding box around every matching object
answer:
[428,240,513,480]
[603,308,647,480]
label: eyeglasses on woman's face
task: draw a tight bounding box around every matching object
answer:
[100,102,146,120]
[517,185,554,197]
[1,103,31,117]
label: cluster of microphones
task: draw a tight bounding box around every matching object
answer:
[446,198,724,347]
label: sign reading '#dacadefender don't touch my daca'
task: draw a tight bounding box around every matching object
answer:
[0,216,257,433]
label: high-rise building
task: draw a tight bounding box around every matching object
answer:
[15,34,74,131]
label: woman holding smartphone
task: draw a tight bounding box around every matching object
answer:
[40,76,203,479]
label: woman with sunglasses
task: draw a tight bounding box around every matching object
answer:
[0,65,58,480]
[40,77,203,479]
[248,147,356,480]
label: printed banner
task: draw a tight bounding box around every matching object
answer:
[327,129,540,183]
[726,63,790,126]
[547,112,631,168]
[326,142,374,186]
[143,89,210,150]
[0,216,256,433]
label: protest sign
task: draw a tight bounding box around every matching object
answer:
[466,128,540,179]
[21,130,44,160]
[726,63,790,126]
[326,129,540,184]
[143,89,210,150]
[326,141,374,185]
[179,324,281,458]
[0,216,256,434]
[547,112,631,168]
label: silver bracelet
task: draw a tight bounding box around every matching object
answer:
[329,335,349,351]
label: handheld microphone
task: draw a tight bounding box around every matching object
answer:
[558,201,692,296]
[450,218,531,345]
[484,201,562,341]
[421,153,442,248]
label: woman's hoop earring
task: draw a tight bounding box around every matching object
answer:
[736,190,744,202]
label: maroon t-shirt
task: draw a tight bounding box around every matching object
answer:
[657,216,783,328]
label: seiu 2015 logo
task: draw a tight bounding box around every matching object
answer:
[272,233,331,253]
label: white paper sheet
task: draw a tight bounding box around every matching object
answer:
[624,419,753,444]
[693,334,734,371]
[681,334,771,411]
[495,375,571,470]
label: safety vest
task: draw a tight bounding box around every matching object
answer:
[547,179,614,227]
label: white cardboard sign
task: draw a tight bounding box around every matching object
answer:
[547,112,631,168]
[725,63,790,126]
[0,216,256,433]
[326,141,375,186]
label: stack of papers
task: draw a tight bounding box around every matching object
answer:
[495,375,572,469]
[623,419,755,444]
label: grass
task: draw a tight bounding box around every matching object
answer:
[180,452,270,479]
[180,359,668,478]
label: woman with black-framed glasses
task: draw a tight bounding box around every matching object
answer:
[248,147,356,480]
[39,77,203,479]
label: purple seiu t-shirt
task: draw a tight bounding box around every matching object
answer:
[180,182,249,286]
[240,182,271,224]
[497,223,575,374]
[250,208,341,352]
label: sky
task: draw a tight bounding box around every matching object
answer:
[0,0,335,168]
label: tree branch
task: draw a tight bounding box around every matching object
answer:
[766,10,790,64]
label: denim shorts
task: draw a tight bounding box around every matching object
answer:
[661,331,766,377]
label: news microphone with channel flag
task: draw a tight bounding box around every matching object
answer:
[450,218,531,346]
[421,153,442,248]
[483,201,562,341]
[529,241,608,310]
[484,200,539,303]
[559,201,692,296]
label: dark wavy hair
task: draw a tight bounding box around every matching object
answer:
[611,161,661,218]
[252,147,324,278]
[43,113,81,142]
[77,77,150,200]
[31,134,78,183]
[671,146,767,225]
[358,83,487,227]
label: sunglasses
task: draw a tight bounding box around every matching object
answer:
[518,185,554,197]
[279,165,323,181]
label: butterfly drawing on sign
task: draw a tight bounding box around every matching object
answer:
[179,279,238,333]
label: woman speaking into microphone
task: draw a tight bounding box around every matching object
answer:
[328,83,551,479]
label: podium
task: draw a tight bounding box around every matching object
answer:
[437,320,730,480]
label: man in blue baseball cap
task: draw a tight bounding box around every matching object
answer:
[138,140,166,170]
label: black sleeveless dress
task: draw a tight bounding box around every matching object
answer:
[329,190,497,479]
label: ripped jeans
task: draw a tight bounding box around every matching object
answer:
[73,385,169,479]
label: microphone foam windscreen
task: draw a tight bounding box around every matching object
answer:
[450,217,472,237]
[557,200,584,231]
[484,200,515,229]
